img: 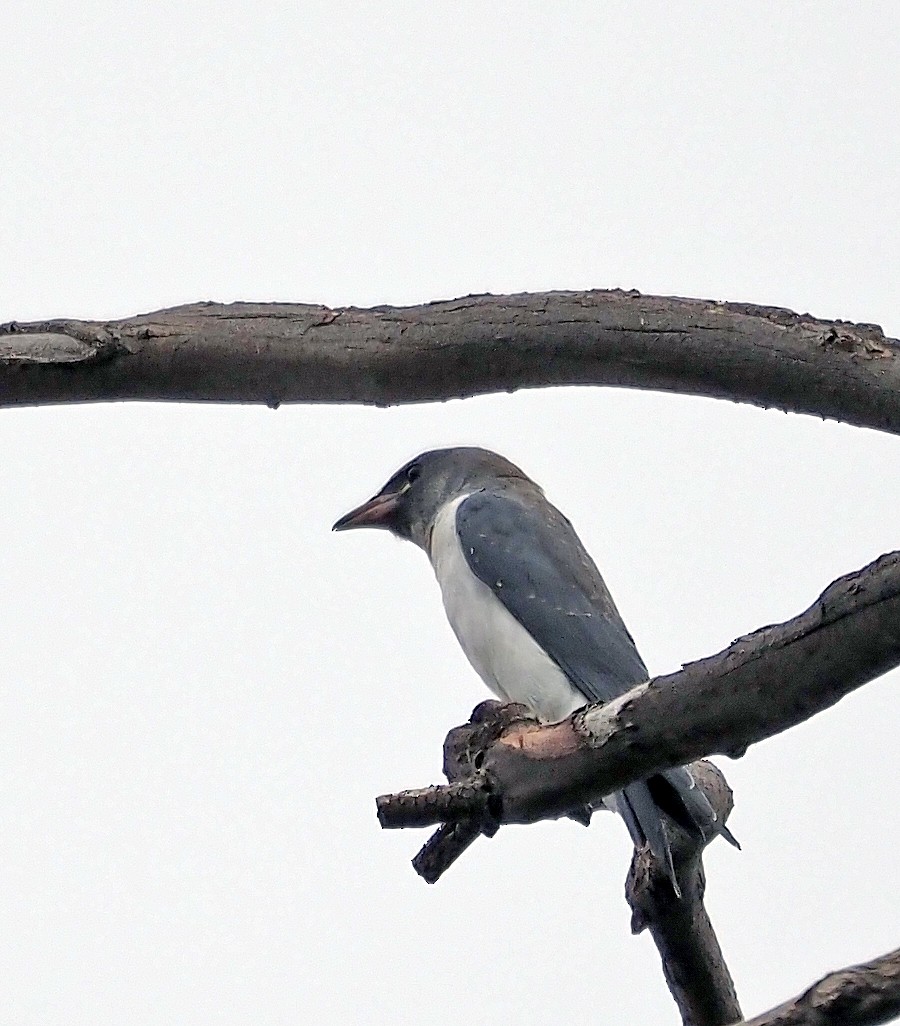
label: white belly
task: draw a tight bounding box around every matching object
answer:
[429,496,585,724]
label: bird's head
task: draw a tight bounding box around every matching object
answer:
[333,446,534,549]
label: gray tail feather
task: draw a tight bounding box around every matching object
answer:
[617,768,740,900]
[617,782,682,897]
[655,766,741,850]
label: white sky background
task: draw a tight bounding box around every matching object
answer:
[2,2,899,1024]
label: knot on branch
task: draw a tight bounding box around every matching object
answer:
[378,701,540,883]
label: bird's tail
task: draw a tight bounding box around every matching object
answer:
[616,768,739,899]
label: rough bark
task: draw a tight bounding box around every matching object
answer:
[737,947,900,1026]
[376,549,900,830]
[2,292,899,434]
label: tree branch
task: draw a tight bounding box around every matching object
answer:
[738,947,900,1026]
[375,552,900,1026]
[2,292,898,433]
[377,549,900,830]
[396,700,743,1025]
[410,700,526,883]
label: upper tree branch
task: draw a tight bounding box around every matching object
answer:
[2,291,899,433]
[377,549,900,830]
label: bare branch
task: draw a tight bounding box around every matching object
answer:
[377,549,900,830]
[392,701,744,1024]
[376,554,900,1026]
[738,947,900,1026]
[2,292,899,433]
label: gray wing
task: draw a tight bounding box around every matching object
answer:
[455,490,648,704]
[456,490,741,879]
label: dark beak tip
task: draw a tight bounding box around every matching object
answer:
[332,492,400,533]
[332,509,361,532]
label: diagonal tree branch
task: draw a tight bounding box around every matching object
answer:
[377,549,900,831]
[2,291,899,434]
[737,947,900,1026]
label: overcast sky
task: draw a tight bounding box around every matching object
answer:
[2,3,898,1024]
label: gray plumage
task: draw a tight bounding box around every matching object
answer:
[334,447,737,895]
[455,490,648,701]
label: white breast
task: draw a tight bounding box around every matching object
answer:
[429,495,584,724]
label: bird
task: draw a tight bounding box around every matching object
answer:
[333,446,737,894]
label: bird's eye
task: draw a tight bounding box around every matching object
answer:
[406,464,421,483]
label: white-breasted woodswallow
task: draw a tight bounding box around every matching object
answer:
[334,447,737,893]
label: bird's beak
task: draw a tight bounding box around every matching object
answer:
[332,491,402,532]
